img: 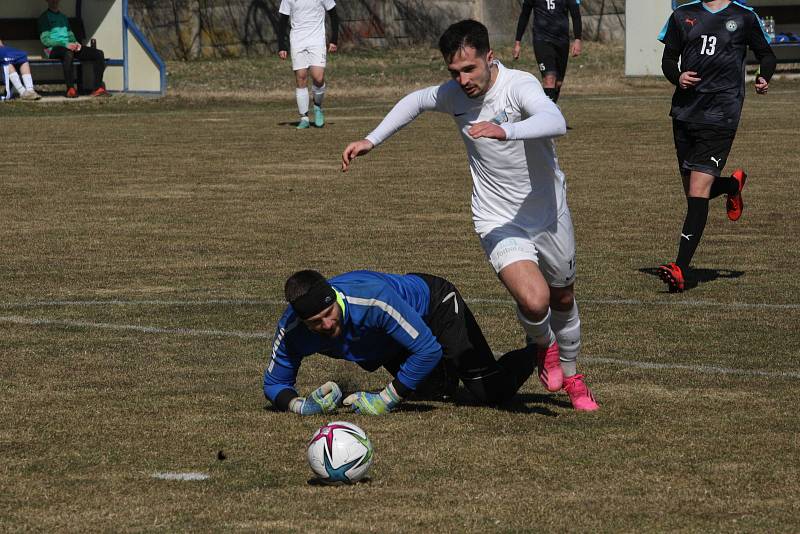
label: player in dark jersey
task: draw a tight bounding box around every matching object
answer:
[513,0,582,103]
[656,0,775,292]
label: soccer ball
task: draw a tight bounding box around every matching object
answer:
[306,421,373,485]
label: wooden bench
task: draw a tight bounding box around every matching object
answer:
[0,17,99,90]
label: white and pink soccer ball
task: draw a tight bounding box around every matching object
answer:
[306,421,373,484]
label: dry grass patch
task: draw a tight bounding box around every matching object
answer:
[1,57,799,531]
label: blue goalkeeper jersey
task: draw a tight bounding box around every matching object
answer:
[262,270,442,403]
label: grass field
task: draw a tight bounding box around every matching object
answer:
[2,45,800,531]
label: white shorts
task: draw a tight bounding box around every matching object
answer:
[291,45,327,71]
[478,209,577,287]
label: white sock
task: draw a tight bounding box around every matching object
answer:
[295,87,309,117]
[312,83,326,107]
[516,307,555,348]
[22,73,34,92]
[9,72,24,94]
[550,301,581,377]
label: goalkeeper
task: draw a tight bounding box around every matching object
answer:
[263,269,537,415]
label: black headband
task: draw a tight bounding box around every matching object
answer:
[290,280,337,320]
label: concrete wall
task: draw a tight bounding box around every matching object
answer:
[128,0,625,60]
[625,0,672,76]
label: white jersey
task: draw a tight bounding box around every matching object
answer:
[365,61,568,234]
[279,0,335,50]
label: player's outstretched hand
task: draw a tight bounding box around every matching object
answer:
[288,381,342,415]
[341,139,374,172]
[755,76,769,95]
[679,71,701,90]
[278,50,288,60]
[467,121,507,141]
[343,383,401,415]
[512,41,522,60]
[328,43,338,54]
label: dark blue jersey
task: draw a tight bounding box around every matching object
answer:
[515,0,582,44]
[263,271,442,403]
[658,1,774,127]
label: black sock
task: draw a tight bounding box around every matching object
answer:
[709,176,738,199]
[675,196,709,270]
[553,88,561,103]
[544,87,558,102]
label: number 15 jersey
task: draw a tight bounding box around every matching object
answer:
[658,1,772,128]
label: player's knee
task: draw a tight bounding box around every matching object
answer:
[550,288,574,310]
[516,294,550,321]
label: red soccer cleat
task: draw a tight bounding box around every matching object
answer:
[726,169,747,221]
[563,374,599,411]
[658,262,685,293]
[537,340,563,392]
[90,86,110,97]
[65,87,78,98]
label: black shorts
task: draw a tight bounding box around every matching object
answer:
[533,40,569,81]
[672,119,737,177]
[383,273,528,404]
[412,273,493,367]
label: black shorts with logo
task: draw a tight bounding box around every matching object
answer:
[672,119,737,177]
[382,273,534,405]
[533,39,569,81]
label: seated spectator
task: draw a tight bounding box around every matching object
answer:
[38,0,109,97]
[0,38,42,100]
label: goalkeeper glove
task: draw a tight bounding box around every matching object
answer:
[343,383,402,415]
[288,381,342,415]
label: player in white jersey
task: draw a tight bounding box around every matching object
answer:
[277,0,339,129]
[341,20,598,411]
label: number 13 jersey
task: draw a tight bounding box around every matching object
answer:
[658,1,771,128]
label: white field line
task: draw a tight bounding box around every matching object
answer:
[588,357,800,379]
[2,313,799,380]
[152,472,210,481]
[1,297,798,310]
[0,315,272,339]
[0,299,276,308]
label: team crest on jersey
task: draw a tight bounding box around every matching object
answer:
[726,20,738,32]
[489,110,509,125]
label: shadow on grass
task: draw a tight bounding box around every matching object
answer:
[263,392,564,417]
[444,391,566,417]
[307,476,373,486]
[639,266,745,291]
[277,121,333,127]
[392,402,435,413]
[262,402,436,414]
[503,393,570,415]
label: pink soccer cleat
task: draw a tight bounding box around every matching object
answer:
[537,340,564,392]
[563,374,599,411]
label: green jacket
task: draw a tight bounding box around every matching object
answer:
[38,9,77,57]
